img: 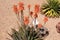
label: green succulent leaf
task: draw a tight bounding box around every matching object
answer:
[8,25,49,40]
[42,0,60,18]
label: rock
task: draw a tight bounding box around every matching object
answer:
[56,22,60,33]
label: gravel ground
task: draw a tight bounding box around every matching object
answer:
[0,0,60,40]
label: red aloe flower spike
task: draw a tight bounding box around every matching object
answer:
[13,5,19,14]
[24,16,29,25]
[33,13,38,18]
[18,2,24,26]
[34,4,40,14]
[30,11,33,17]
[43,16,48,24]
[18,2,24,11]
[28,4,31,11]
[38,23,42,28]
[28,4,31,9]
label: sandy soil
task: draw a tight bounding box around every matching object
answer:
[0,0,60,40]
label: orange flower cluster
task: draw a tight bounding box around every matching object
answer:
[18,2,24,11]
[24,16,29,25]
[13,2,24,14]
[38,23,42,28]
[33,4,40,18]
[43,16,48,23]
[33,13,38,18]
[34,4,40,14]
[30,11,33,16]
[13,5,18,14]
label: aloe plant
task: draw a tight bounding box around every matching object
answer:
[8,25,49,40]
[8,2,49,40]
[42,0,60,18]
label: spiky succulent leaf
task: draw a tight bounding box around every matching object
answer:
[42,0,60,18]
[8,25,49,40]
[11,29,22,40]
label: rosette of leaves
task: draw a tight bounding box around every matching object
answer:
[41,0,60,18]
[8,25,49,40]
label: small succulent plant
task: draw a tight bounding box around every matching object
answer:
[41,0,60,18]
